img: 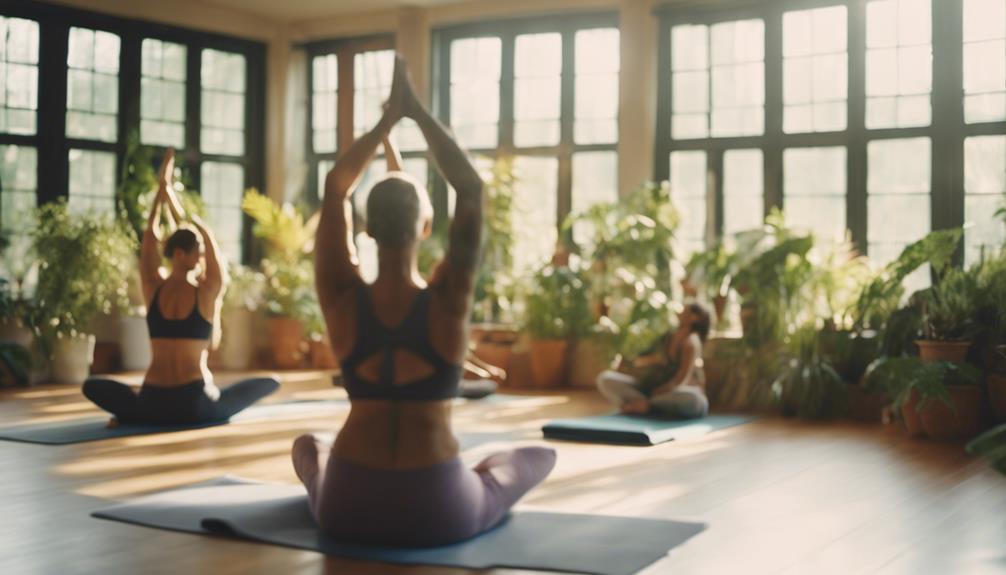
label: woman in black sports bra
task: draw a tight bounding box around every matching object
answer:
[82,149,278,426]
[290,57,556,547]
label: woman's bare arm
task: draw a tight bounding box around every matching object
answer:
[140,150,175,304]
[383,136,404,172]
[402,62,483,315]
[652,336,700,396]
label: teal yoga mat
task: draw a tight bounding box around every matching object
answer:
[542,413,755,446]
[93,476,705,575]
[0,400,347,445]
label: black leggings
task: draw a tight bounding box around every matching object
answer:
[82,378,280,425]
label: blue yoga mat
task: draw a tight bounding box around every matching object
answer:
[542,413,755,446]
[0,400,347,445]
[93,476,705,575]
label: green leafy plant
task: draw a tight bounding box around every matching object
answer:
[473,157,518,323]
[967,423,1006,476]
[32,202,136,346]
[772,325,848,420]
[522,262,593,341]
[864,356,982,411]
[260,258,316,323]
[242,189,317,264]
[223,263,266,312]
[684,242,735,300]
[918,266,980,341]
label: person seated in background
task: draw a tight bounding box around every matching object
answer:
[596,302,712,419]
[292,56,555,547]
[82,149,279,426]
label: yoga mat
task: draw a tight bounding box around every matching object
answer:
[93,476,705,575]
[0,400,347,445]
[542,413,755,446]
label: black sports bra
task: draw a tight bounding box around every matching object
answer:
[146,284,213,341]
[340,283,463,401]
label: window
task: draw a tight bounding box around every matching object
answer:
[311,54,338,154]
[784,147,847,242]
[783,6,848,133]
[723,149,763,236]
[865,0,932,129]
[201,49,246,155]
[0,145,36,238]
[437,16,620,272]
[66,27,119,143]
[67,149,116,214]
[200,161,244,263]
[0,17,39,136]
[964,135,1006,264]
[867,138,931,263]
[963,0,1006,123]
[670,150,708,254]
[141,39,187,148]
[353,50,393,138]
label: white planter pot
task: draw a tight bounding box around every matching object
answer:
[119,315,152,371]
[0,321,33,349]
[219,307,256,370]
[51,334,96,385]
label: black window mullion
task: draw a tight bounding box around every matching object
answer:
[847,0,868,254]
[118,32,141,212]
[499,32,516,153]
[709,148,725,241]
[655,18,672,183]
[37,19,69,205]
[558,28,576,241]
[931,0,965,247]
[763,4,784,216]
[185,43,202,191]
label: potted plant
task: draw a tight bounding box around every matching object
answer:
[916,266,980,363]
[0,236,37,350]
[32,202,136,384]
[772,325,848,420]
[243,189,318,370]
[967,421,1006,476]
[684,242,736,326]
[973,251,1006,421]
[216,263,265,370]
[522,262,592,388]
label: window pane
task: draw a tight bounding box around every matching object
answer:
[311,54,338,153]
[670,150,708,253]
[512,156,558,274]
[141,39,186,147]
[68,149,116,215]
[572,151,618,243]
[783,6,848,133]
[866,0,932,129]
[354,49,394,138]
[783,147,847,241]
[723,149,763,236]
[0,145,37,239]
[710,19,764,137]
[201,49,246,155]
[575,28,620,144]
[964,135,1006,264]
[963,0,1006,123]
[201,162,244,263]
[671,25,710,139]
[0,17,40,136]
[316,159,335,201]
[450,37,501,149]
[867,138,931,271]
[514,33,562,147]
[66,28,120,143]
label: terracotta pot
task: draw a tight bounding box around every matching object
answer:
[528,339,568,388]
[474,341,513,374]
[52,334,96,385]
[267,316,305,370]
[916,340,971,364]
[985,373,1006,423]
[309,339,338,370]
[919,385,983,440]
[713,294,728,325]
[91,342,119,374]
[901,390,926,438]
[0,320,33,349]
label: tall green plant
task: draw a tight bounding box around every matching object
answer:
[32,202,136,343]
[473,157,517,323]
[919,266,980,341]
[522,263,592,341]
[243,189,317,263]
[772,325,848,420]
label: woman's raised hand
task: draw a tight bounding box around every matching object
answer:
[158,148,175,191]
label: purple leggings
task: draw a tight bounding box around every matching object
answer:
[291,435,557,547]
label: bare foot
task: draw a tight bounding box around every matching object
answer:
[106,417,119,429]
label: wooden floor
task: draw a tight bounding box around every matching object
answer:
[1,371,1004,575]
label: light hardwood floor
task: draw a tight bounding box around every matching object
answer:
[1,372,1003,575]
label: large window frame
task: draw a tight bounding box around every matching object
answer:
[432,12,619,238]
[0,2,266,262]
[655,0,1006,261]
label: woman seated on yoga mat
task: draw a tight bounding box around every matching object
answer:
[292,56,556,548]
[596,302,711,419]
[83,149,278,426]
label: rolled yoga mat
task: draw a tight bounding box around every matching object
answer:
[0,400,347,445]
[92,476,705,575]
[542,413,756,446]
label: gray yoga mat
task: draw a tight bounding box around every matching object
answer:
[0,400,347,445]
[542,413,755,446]
[93,476,705,575]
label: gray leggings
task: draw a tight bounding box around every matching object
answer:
[596,370,709,419]
[292,434,557,547]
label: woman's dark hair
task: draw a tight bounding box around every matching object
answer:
[687,302,712,342]
[164,228,199,259]
[366,174,432,248]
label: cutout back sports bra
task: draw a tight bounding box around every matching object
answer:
[146,284,213,341]
[340,283,463,401]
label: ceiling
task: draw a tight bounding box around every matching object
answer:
[204,0,468,21]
